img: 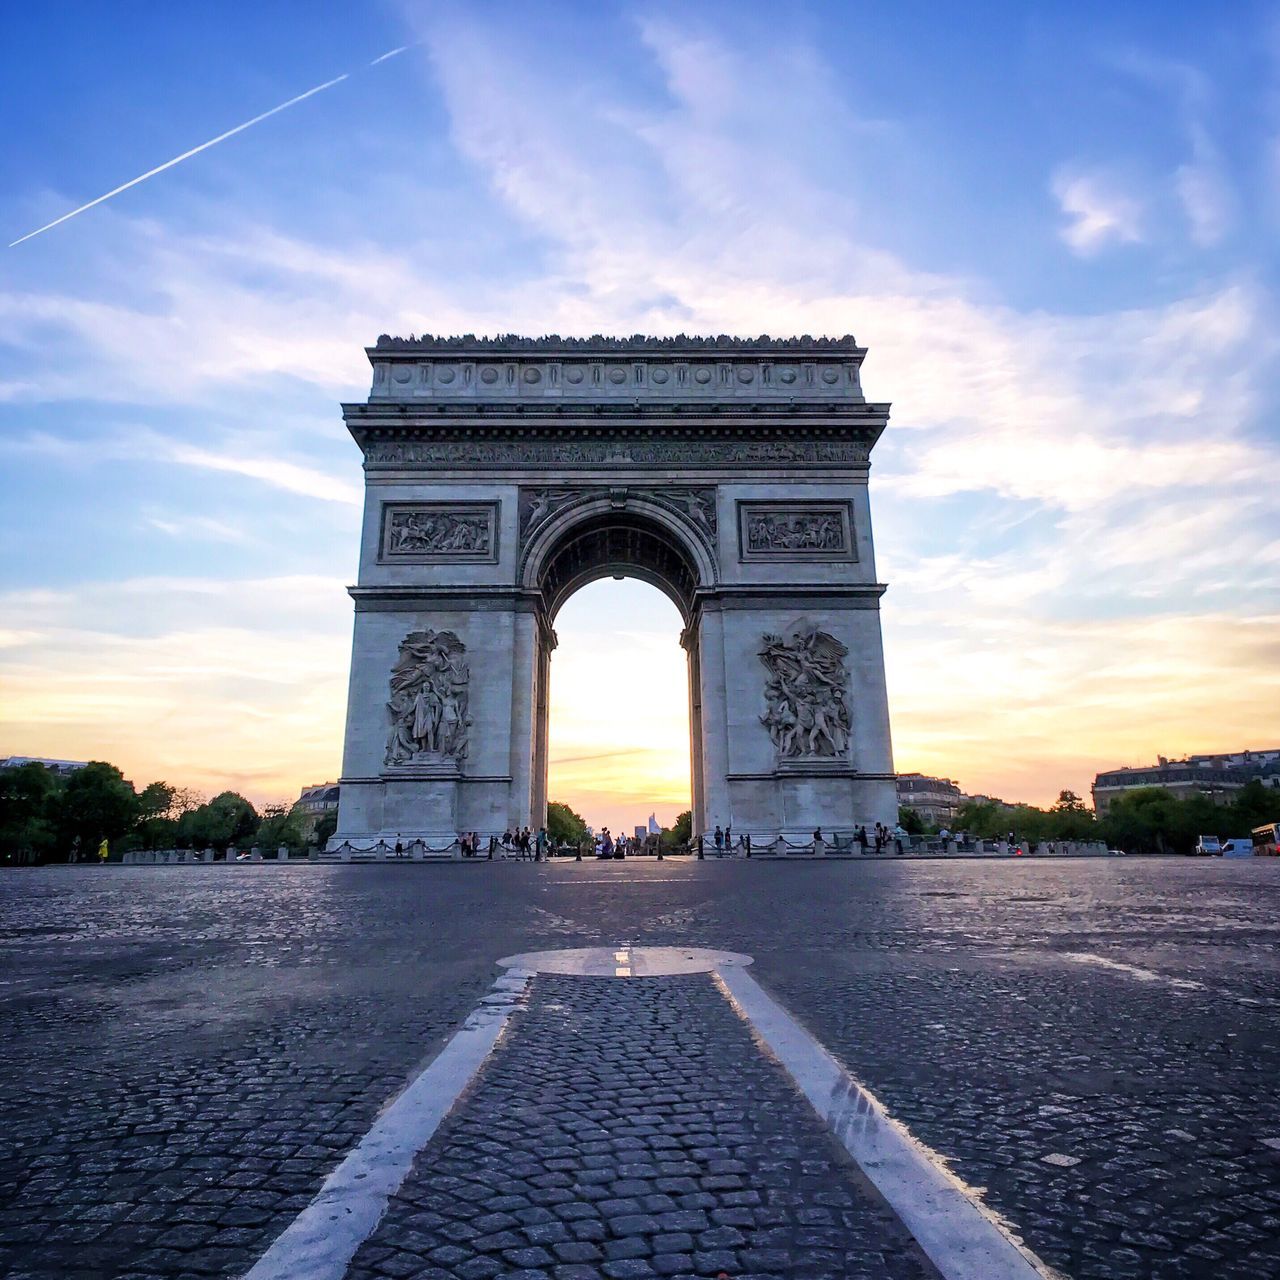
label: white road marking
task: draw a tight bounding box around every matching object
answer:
[1061,952,1204,992]
[248,945,1055,1280]
[717,963,1054,1280]
[498,945,752,976]
[239,969,532,1280]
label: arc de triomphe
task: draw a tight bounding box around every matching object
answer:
[332,335,895,847]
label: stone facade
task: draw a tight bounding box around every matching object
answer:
[333,334,896,846]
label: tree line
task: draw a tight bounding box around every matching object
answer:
[900,783,1278,855]
[0,760,325,864]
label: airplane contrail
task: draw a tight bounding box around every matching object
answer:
[9,44,417,248]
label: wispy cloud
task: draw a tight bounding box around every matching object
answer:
[165,443,361,505]
[1106,48,1236,247]
[1051,167,1145,255]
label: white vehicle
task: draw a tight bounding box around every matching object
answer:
[1221,838,1254,858]
[1193,835,1222,856]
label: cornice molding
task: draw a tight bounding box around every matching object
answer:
[369,333,862,355]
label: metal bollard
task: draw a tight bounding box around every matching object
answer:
[745,834,752,858]
[697,835,704,860]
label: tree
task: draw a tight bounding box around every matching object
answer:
[57,762,139,860]
[255,803,308,852]
[662,810,692,849]
[179,791,258,851]
[1101,788,1186,855]
[546,801,589,848]
[313,812,338,847]
[0,762,61,864]
[1229,780,1279,834]
[127,780,178,851]
[952,799,1008,839]
[898,805,927,835]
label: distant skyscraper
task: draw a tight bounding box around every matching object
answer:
[648,813,660,834]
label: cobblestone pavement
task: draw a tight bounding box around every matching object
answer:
[1,858,1279,1278]
[347,972,936,1280]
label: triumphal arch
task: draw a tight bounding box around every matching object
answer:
[332,334,896,848]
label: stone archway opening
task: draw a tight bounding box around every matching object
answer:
[544,577,692,842]
[529,508,707,839]
[537,512,701,624]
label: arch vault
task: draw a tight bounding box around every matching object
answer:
[333,334,896,847]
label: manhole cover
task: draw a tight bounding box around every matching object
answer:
[497,945,753,977]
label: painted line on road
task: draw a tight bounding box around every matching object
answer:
[716,963,1056,1280]
[239,968,533,1280]
[1061,951,1205,992]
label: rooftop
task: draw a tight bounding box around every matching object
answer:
[369,333,861,355]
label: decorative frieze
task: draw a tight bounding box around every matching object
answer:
[519,486,717,547]
[365,439,868,469]
[759,628,851,760]
[379,503,498,561]
[737,502,855,562]
[385,629,471,765]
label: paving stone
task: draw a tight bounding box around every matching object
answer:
[6,859,1278,1280]
[345,973,934,1280]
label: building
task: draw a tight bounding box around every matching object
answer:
[0,756,88,777]
[330,333,897,849]
[896,773,965,825]
[1092,749,1280,814]
[296,782,340,837]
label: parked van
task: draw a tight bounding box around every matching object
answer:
[1193,835,1222,856]
[1221,838,1254,858]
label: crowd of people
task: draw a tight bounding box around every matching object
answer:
[387,821,936,860]
[593,828,660,858]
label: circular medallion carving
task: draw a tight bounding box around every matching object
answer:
[565,367,585,384]
[608,367,627,384]
[523,367,542,384]
[778,368,797,384]
[436,367,456,384]
[651,368,669,384]
[393,367,413,384]
[737,367,755,383]
[480,367,499,384]
[821,368,840,384]
[694,367,713,384]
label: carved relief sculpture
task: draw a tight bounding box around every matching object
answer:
[368,439,868,469]
[759,628,851,759]
[519,485,717,547]
[737,502,854,561]
[655,488,717,540]
[748,512,843,553]
[519,489,586,543]
[382,505,495,559]
[384,630,471,765]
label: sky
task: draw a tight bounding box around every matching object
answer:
[1,0,1278,830]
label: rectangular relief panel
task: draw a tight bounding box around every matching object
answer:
[379,502,500,562]
[737,501,856,563]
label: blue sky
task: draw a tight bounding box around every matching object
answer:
[2,1,1277,824]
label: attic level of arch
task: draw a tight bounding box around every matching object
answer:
[366,350,870,406]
